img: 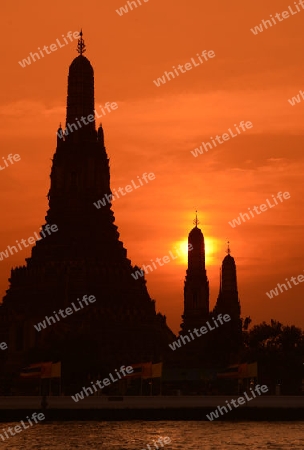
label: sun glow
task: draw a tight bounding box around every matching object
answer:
[174,236,218,266]
[205,236,218,265]
[174,239,190,265]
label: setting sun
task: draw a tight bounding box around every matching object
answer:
[174,239,190,265]
[205,236,219,266]
[174,236,219,266]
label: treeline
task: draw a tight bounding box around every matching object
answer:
[242,319,304,394]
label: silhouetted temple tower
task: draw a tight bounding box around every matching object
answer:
[0,33,173,389]
[214,242,241,320]
[181,213,209,332]
[66,31,96,139]
[46,31,122,260]
[212,242,242,362]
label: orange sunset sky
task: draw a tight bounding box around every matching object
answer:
[1,0,304,334]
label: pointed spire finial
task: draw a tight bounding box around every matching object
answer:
[77,29,86,55]
[226,240,230,255]
[193,210,200,227]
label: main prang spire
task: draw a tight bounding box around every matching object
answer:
[77,29,86,55]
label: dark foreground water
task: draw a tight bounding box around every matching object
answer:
[1,421,304,449]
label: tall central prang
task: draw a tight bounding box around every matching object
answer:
[0,33,173,393]
[181,213,209,332]
[46,31,126,263]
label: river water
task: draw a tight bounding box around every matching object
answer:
[1,421,304,449]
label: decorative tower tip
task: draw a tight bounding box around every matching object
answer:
[193,210,200,228]
[226,240,231,255]
[77,29,86,55]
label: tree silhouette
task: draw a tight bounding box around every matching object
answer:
[242,319,304,394]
